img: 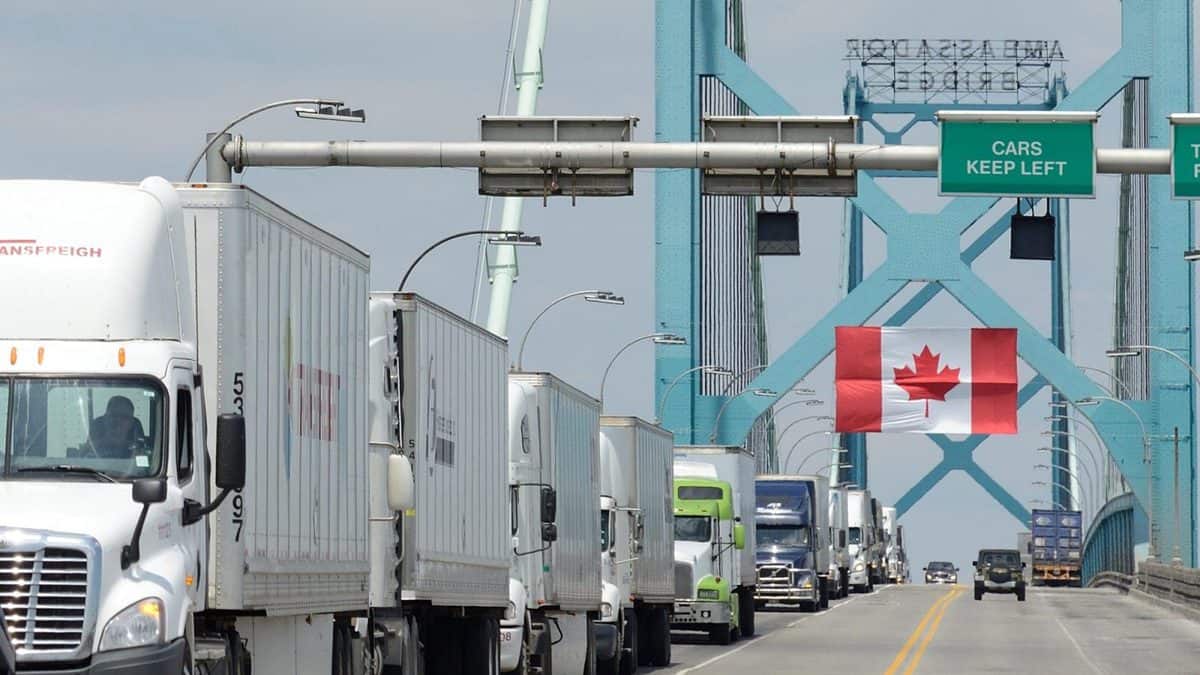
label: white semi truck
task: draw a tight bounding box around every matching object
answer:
[0,179,407,674]
[366,292,511,673]
[500,372,604,674]
[827,484,850,598]
[671,446,756,641]
[846,489,876,593]
[881,506,901,584]
[596,416,674,673]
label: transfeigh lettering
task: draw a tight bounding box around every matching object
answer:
[0,239,102,258]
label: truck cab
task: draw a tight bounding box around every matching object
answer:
[753,475,830,611]
[827,485,850,599]
[670,463,745,645]
[846,489,875,593]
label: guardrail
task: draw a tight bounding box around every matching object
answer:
[1087,570,1135,592]
[1138,562,1200,605]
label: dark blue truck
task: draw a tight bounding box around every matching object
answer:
[754,476,831,611]
[1030,509,1083,587]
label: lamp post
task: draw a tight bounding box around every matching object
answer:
[516,290,624,371]
[1033,480,1088,511]
[813,462,854,477]
[794,449,850,475]
[784,440,838,475]
[185,98,365,182]
[1074,366,1128,398]
[1077,396,1155,560]
[599,334,687,412]
[1034,464,1093,521]
[709,388,779,443]
[1040,430,1103,511]
[1035,448,1100,518]
[656,364,733,423]
[399,230,540,293]
[1047,409,1123,501]
[1108,345,1200,388]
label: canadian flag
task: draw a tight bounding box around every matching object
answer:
[835,326,1018,434]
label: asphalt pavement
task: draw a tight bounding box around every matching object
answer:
[649,584,1200,674]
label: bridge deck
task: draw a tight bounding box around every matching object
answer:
[658,585,1200,673]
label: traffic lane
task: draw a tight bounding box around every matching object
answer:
[916,586,1200,674]
[649,584,917,674]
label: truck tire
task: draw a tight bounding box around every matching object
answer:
[636,609,651,667]
[974,587,983,601]
[619,611,638,675]
[738,588,756,637]
[819,579,830,610]
[1017,588,1027,602]
[644,608,671,667]
[708,624,732,646]
[584,612,599,675]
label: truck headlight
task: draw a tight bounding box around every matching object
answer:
[601,602,615,620]
[99,598,164,651]
[854,562,865,572]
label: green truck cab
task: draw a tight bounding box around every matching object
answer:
[671,472,746,645]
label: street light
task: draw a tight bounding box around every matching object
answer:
[1076,395,1156,560]
[398,230,541,293]
[780,431,836,473]
[599,333,688,411]
[1032,480,1088,513]
[1036,447,1100,517]
[1108,344,1200,391]
[656,365,733,422]
[1073,366,1131,398]
[1184,248,1200,261]
[516,290,624,371]
[1040,430,1103,511]
[717,365,769,399]
[184,97,364,182]
[813,462,854,477]
[793,447,849,475]
[1034,463,1094,519]
[708,387,779,443]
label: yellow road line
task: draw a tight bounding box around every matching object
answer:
[902,587,962,675]
[882,588,959,675]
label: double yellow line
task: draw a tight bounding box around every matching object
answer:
[883,586,963,675]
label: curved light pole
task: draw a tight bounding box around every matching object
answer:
[793,448,849,475]
[184,97,364,182]
[1036,447,1100,517]
[1033,480,1090,515]
[399,230,540,293]
[1108,345,1200,389]
[1075,366,1132,399]
[656,364,733,423]
[763,396,826,428]
[709,388,779,443]
[1077,396,1155,560]
[600,333,687,411]
[1034,464,1094,520]
[1040,430,1104,510]
[813,462,854,477]
[516,290,624,371]
[782,436,837,474]
[1047,410,1122,499]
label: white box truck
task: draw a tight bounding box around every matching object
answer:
[846,489,876,593]
[366,292,510,673]
[0,179,384,674]
[596,416,674,672]
[882,506,900,584]
[671,446,756,641]
[828,484,850,598]
[501,372,605,674]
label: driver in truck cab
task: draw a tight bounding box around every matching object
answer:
[87,395,145,458]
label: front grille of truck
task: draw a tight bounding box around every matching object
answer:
[674,563,694,599]
[757,565,792,592]
[0,532,97,664]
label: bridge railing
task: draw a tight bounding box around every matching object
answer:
[1137,562,1200,607]
[1081,492,1137,583]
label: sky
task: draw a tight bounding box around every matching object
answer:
[0,1,1184,575]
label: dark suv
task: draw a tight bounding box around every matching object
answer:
[973,549,1026,601]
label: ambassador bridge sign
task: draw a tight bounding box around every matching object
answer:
[845,38,1067,105]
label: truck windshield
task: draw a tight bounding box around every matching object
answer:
[1,377,164,481]
[757,524,809,547]
[848,527,862,545]
[674,516,712,543]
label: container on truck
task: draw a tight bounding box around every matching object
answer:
[671,446,756,643]
[754,475,831,611]
[595,416,674,673]
[501,372,606,674]
[1029,510,1083,587]
[0,179,392,674]
[882,506,900,583]
[828,484,850,598]
[366,292,511,673]
[846,489,876,592]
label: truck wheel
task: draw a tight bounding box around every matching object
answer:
[645,608,671,667]
[974,587,983,601]
[738,588,756,637]
[1017,588,1027,602]
[709,624,732,646]
[819,579,830,610]
[619,611,638,675]
[636,609,651,667]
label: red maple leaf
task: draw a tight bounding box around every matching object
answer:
[893,345,961,417]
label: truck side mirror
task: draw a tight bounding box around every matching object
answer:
[540,487,557,524]
[541,523,558,543]
[1021,562,1027,569]
[971,561,977,567]
[215,414,246,491]
[387,454,415,512]
[733,523,746,550]
[123,478,167,570]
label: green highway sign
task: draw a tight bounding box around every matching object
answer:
[1170,114,1200,199]
[937,111,1097,198]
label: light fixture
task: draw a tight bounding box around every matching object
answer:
[584,292,626,305]
[653,334,687,345]
[487,233,542,247]
[1105,347,1142,358]
[294,105,367,123]
[1185,248,1200,261]
[752,388,779,397]
[704,366,734,376]
[1074,398,1099,407]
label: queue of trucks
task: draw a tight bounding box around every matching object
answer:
[0,177,911,673]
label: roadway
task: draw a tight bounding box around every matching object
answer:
[652,584,1200,674]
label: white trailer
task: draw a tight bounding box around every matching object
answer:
[846,489,876,593]
[882,506,900,583]
[672,446,757,638]
[367,292,510,673]
[501,372,604,674]
[0,179,382,674]
[597,416,674,672]
[828,485,851,598]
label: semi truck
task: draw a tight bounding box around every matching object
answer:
[828,484,850,598]
[596,416,674,673]
[882,506,901,584]
[670,460,745,644]
[754,475,831,611]
[869,498,886,585]
[0,178,405,673]
[891,524,910,583]
[367,292,511,673]
[846,489,876,592]
[501,372,605,673]
[1030,509,1083,587]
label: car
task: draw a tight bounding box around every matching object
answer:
[973,549,1027,601]
[923,561,958,584]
